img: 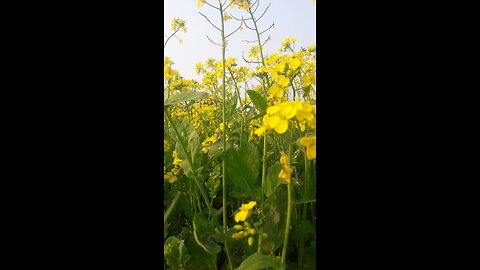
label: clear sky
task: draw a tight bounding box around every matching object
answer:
[164,0,316,81]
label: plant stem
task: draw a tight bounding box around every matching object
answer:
[281,177,293,266]
[281,130,294,266]
[220,0,228,234]
[298,156,309,269]
[164,191,181,223]
[219,3,234,269]
[257,133,268,253]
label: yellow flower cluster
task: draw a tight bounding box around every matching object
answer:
[248,46,260,59]
[165,150,183,184]
[279,37,298,52]
[164,57,179,82]
[254,100,316,135]
[201,134,218,153]
[232,201,257,246]
[232,222,256,246]
[229,0,250,11]
[172,150,182,166]
[278,153,293,183]
[164,140,169,151]
[197,0,206,7]
[171,18,187,33]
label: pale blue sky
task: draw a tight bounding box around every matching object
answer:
[164,0,316,81]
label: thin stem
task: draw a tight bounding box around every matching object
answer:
[164,28,180,48]
[281,131,294,266]
[219,2,234,269]
[199,12,222,32]
[257,133,268,253]
[164,191,181,223]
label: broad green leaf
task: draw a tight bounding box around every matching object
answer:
[208,140,232,159]
[225,142,259,199]
[164,91,209,106]
[193,213,221,255]
[246,90,267,112]
[234,253,282,270]
[172,119,201,178]
[164,236,191,269]
[260,185,288,254]
[291,220,315,240]
[185,233,218,270]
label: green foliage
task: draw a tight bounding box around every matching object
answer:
[234,253,283,270]
[165,91,210,106]
[265,163,283,197]
[225,142,260,200]
[164,236,191,269]
[171,119,202,178]
[185,233,218,270]
[193,213,222,255]
[260,185,288,254]
[246,90,267,112]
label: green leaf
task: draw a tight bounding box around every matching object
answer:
[193,213,221,255]
[225,142,259,199]
[185,233,218,270]
[234,253,282,270]
[260,185,288,254]
[302,85,311,99]
[164,236,191,269]
[246,90,267,112]
[265,163,282,197]
[172,119,201,178]
[208,140,232,159]
[291,220,315,240]
[164,91,209,106]
[247,111,266,122]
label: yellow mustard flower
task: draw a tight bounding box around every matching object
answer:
[248,237,254,246]
[172,151,182,166]
[164,172,177,184]
[232,232,243,239]
[280,153,288,166]
[197,0,206,7]
[234,201,256,222]
[171,167,180,175]
[289,58,302,69]
[300,137,316,160]
[164,140,169,150]
[278,165,293,184]
[223,12,232,21]
[276,75,289,88]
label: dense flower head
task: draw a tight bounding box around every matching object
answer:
[255,100,316,135]
[197,0,206,7]
[171,18,187,33]
[229,0,250,10]
[248,46,260,59]
[164,172,177,184]
[172,151,182,166]
[279,37,298,52]
[278,165,293,184]
[232,221,256,246]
